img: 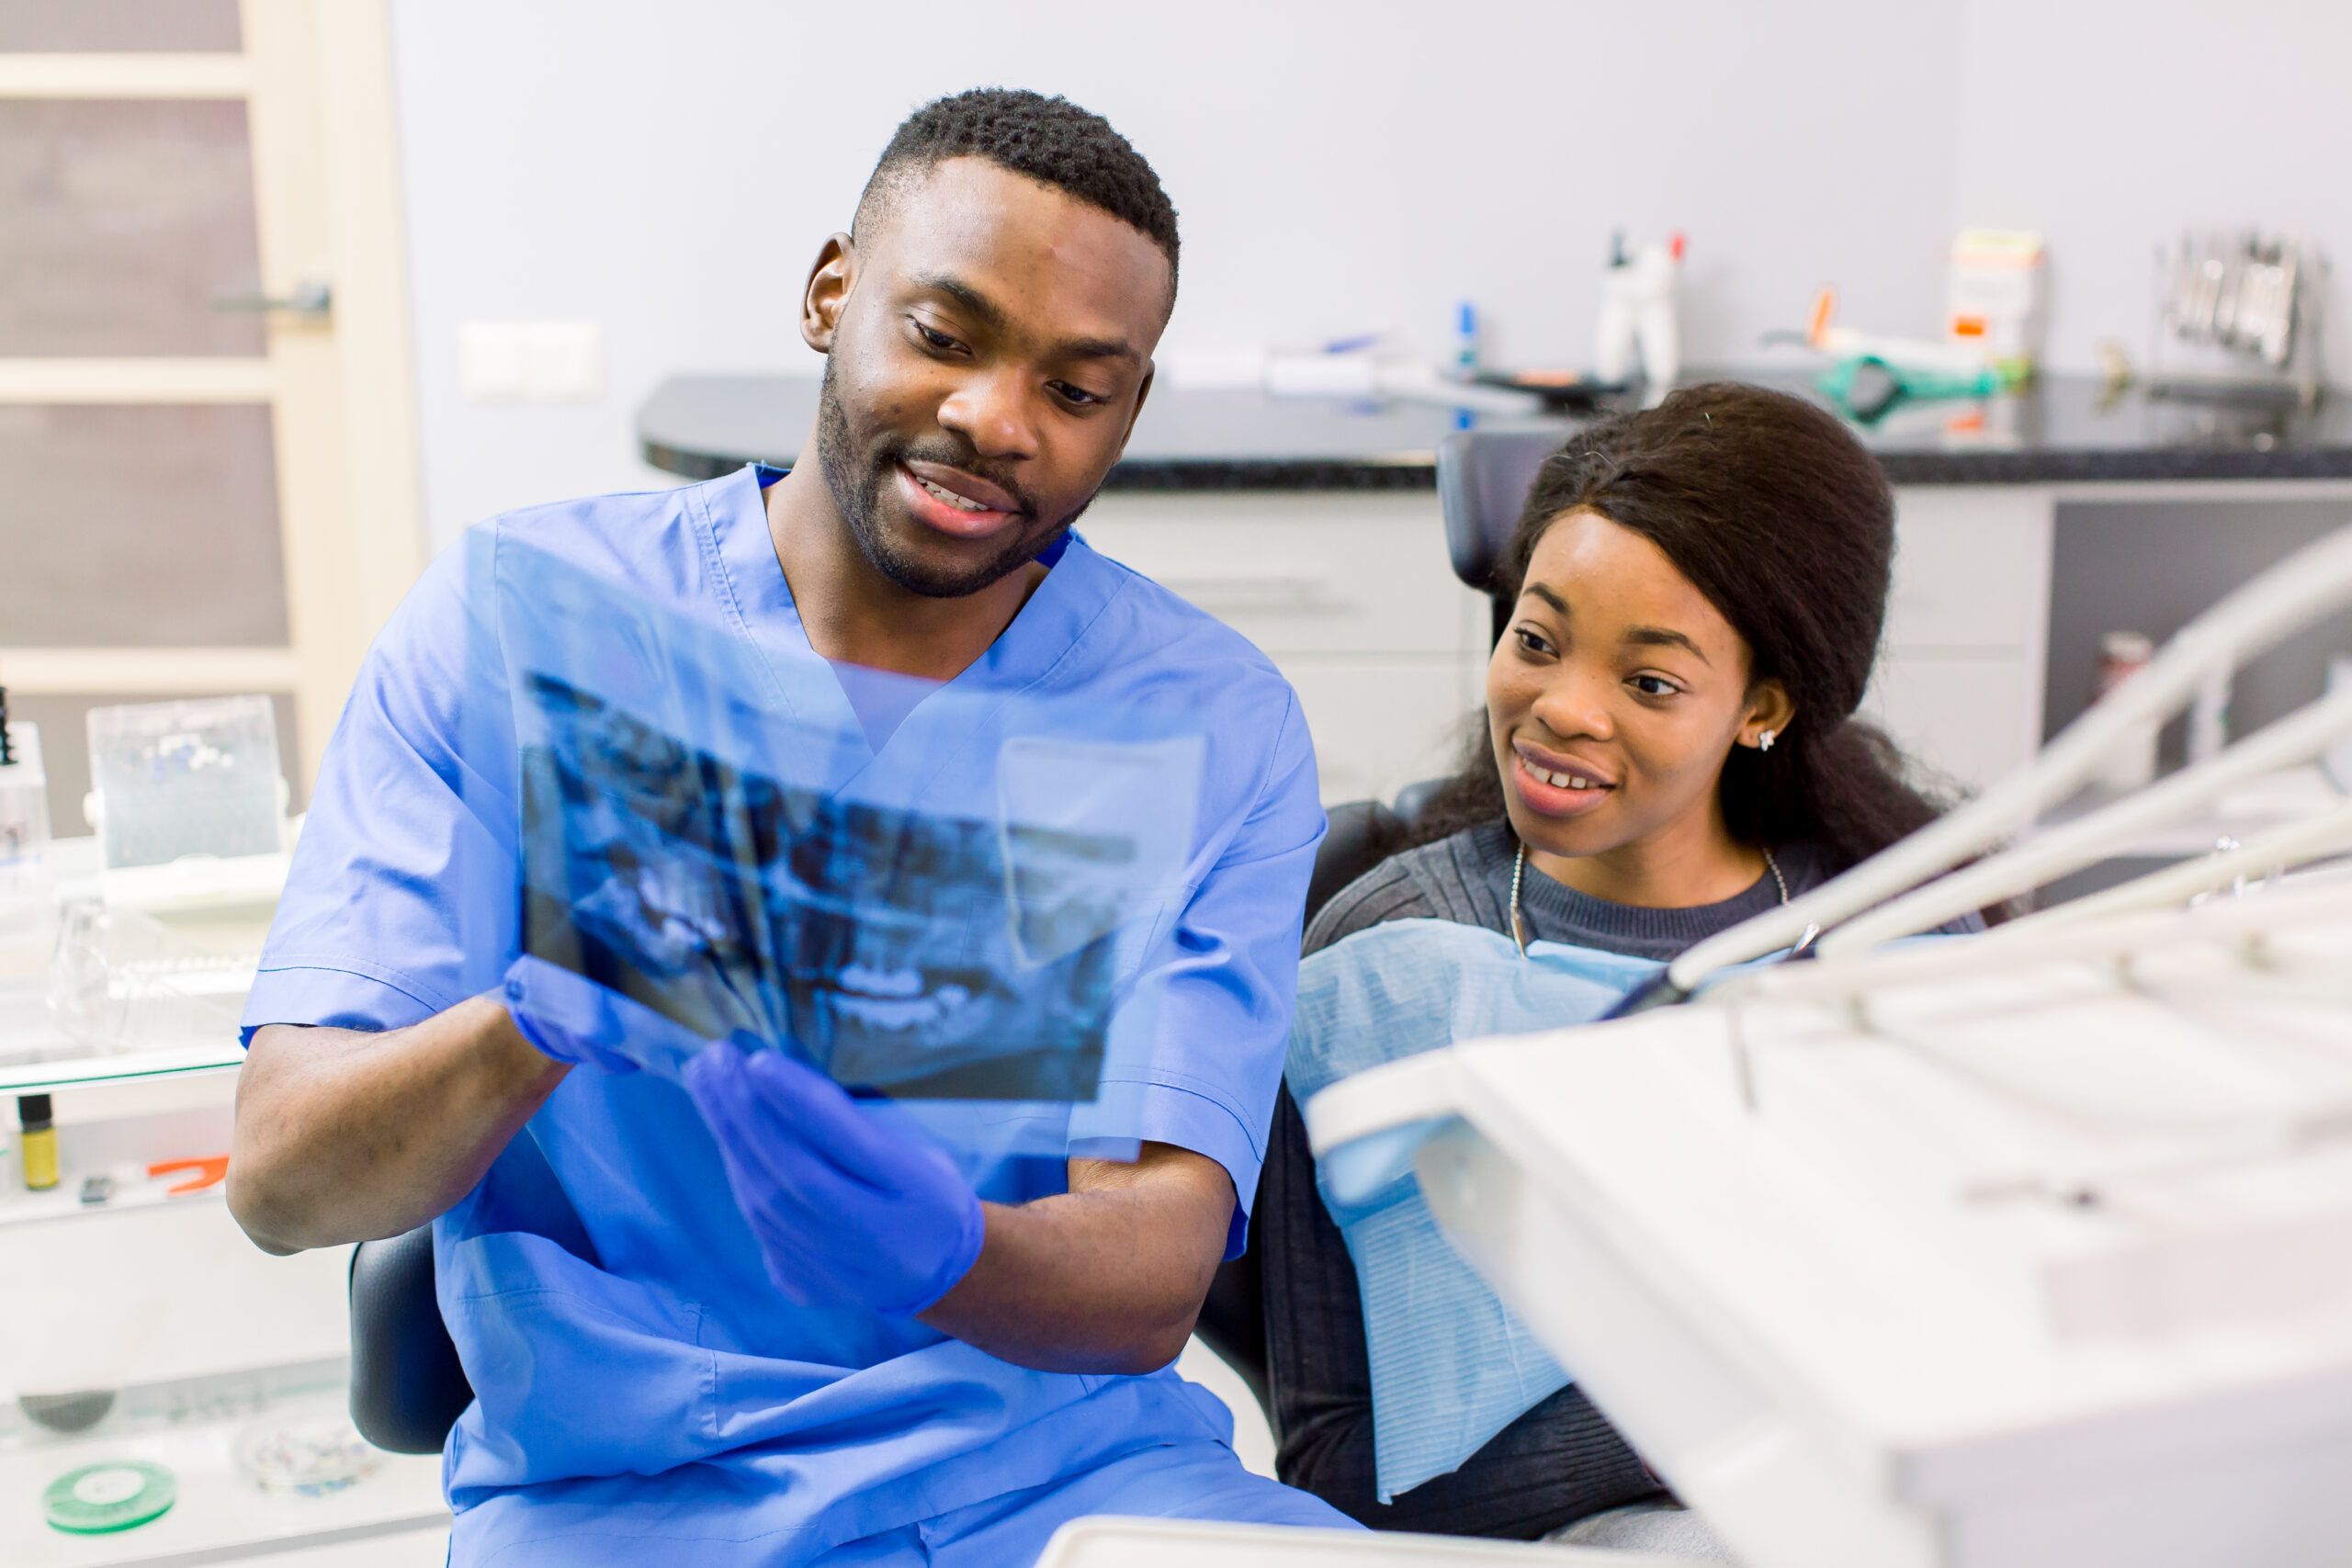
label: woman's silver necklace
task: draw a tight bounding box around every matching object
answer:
[1510,842,1787,959]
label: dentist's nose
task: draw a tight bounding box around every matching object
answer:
[937,367,1042,464]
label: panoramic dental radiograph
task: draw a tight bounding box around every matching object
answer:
[481,538,1200,1150]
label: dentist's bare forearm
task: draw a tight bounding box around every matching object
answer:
[917,1144,1232,1374]
[229,998,567,1255]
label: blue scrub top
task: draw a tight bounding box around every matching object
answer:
[243,467,1326,1563]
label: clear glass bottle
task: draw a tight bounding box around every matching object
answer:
[0,714,52,887]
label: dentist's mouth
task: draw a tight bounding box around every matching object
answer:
[893,462,1023,542]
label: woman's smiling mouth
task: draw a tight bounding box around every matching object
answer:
[1510,743,1617,818]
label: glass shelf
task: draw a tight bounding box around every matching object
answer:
[0,836,262,1096]
[0,1042,245,1097]
[0,981,244,1096]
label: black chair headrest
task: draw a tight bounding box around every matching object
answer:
[1435,428,1565,595]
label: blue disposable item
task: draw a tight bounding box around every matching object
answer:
[239,465,1329,1562]
[1287,918,1676,1502]
[1453,300,1479,431]
[684,1037,986,1316]
[502,953,654,1074]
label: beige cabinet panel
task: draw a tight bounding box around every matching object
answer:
[0,0,240,51]
[0,402,286,646]
[0,98,265,356]
[1079,491,1483,659]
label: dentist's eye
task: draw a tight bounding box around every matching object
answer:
[910,319,965,354]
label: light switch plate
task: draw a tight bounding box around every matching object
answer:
[524,321,604,402]
[458,321,530,402]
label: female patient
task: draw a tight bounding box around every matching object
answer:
[1261,381,1980,1551]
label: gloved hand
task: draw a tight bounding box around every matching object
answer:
[684,1037,988,1316]
[500,953,643,1075]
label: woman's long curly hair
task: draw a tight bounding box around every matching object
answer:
[1408,381,1949,874]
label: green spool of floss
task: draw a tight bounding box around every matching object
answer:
[42,1460,176,1534]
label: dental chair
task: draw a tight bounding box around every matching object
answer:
[345,427,1570,1454]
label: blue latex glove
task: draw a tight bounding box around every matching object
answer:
[684,1037,988,1316]
[500,954,643,1075]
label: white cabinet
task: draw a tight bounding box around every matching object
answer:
[1861,649,2039,798]
[1079,492,1487,804]
[1883,486,2054,651]
[1283,658,1480,805]
[1871,486,2056,795]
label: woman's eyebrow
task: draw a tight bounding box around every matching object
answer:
[1522,584,1712,668]
[1623,625,1710,666]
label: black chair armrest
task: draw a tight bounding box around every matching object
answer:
[348,1224,475,1455]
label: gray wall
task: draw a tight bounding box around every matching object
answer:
[386,0,2350,553]
[389,0,1972,544]
[1952,0,2347,382]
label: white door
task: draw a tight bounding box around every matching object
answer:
[0,0,424,829]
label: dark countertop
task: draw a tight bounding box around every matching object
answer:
[639,369,2352,491]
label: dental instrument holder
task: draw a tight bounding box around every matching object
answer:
[84,695,290,916]
[1593,231,1682,407]
[2148,231,2328,408]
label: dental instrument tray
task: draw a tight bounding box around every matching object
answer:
[1308,883,2352,1568]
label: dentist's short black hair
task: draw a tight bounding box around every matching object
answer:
[855,87,1180,297]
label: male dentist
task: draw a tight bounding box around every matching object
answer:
[229,89,1354,1564]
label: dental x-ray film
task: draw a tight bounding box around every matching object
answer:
[492,538,1199,1124]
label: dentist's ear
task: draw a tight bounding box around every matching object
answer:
[801,232,855,354]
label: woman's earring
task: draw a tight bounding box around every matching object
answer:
[1758,728,1777,752]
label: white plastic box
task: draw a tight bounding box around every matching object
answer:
[1948,230,2046,370]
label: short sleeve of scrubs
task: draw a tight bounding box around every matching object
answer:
[1073,689,1324,1258]
[242,537,517,1045]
